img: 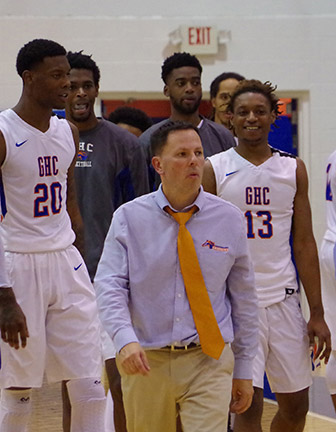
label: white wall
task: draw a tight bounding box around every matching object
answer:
[1,0,336,243]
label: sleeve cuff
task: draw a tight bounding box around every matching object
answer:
[113,327,139,354]
[233,357,254,380]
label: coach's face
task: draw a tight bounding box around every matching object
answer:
[152,128,204,202]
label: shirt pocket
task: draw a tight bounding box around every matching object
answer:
[197,246,234,293]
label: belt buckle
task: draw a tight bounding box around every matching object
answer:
[171,345,188,351]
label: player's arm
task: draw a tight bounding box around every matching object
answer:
[202,159,217,194]
[66,122,85,257]
[0,132,29,349]
[292,157,331,362]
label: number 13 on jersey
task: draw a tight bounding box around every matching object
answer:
[245,210,273,239]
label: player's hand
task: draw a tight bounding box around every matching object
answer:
[0,288,29,349]
[307,314,331,363]
[118,342,150,376]
[230,379,254,414]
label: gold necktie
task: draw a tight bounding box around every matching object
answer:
[166,206,225,360]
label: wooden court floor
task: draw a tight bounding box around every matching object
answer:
[29,379,336,432]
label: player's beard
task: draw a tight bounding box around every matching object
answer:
[171,95,202,116]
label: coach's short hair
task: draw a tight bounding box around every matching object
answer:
[150,121,200,157]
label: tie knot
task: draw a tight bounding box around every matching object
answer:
[166,206,196,226]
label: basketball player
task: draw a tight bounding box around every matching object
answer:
[108,106,153,137]
[209,72,245,129]
[0,39,106,432]
[320,149,336,411]
[63,50,149,432]
[202,79,331,432]
[139,52,236,190]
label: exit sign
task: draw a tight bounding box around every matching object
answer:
[180,25,218,55]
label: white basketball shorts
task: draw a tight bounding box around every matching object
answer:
[0,246,102,388]
[253,293,312,393]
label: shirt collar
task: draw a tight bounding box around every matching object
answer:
[154,184,205,213]
[197,118,204,129]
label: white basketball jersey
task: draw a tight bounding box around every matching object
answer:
[323,150,336,243]
[209,147,298,307]
[0,109,75,252]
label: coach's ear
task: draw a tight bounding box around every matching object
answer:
[152,155,164,176]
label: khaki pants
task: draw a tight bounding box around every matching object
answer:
[117,345,234,432]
